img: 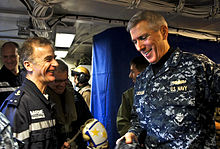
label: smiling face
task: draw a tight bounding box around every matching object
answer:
[130,20,169,64]
[25,44,58,86]
[48,71,68,95]
[1,43,19,74]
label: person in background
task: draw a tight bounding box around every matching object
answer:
[215,107,220,148]
[72,66,91,109]
[0,42,24,106]
[0,112,18,148]
[0,37,58,149]
[214,64,220,149]
[117,56,148,137]
[116,10,220,148]
[47,59,93,149]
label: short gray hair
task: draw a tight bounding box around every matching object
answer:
[127,10,168,32]
[19,37,54,63]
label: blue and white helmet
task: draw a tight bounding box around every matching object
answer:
[82,118,108,148]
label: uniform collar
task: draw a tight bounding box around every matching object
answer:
[165,47,182,68]
[137,47,183,81]
[152,48,175,75]
[23,78,50,105]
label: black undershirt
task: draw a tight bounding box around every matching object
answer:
[152,48,175,75]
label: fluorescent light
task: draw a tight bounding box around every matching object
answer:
[55,33,75,48]
[55,51,68,58]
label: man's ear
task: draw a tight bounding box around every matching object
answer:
[160,25,168,40]
[23,61,33,72]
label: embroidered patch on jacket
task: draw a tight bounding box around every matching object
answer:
[170,79,188,92]
[30,109,45,119]
[136,90,145,95]
[171,80,186,85]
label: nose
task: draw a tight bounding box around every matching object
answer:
[129,72,132,79]
[136,40,144,52]
[52,59,58,67]
[4,56,14,62]
[60,81,67,86]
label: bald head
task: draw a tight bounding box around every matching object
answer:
[1,42,20,75]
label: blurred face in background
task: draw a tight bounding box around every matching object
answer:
[1,43,19,73]
[48,71,68,94]
[73,75,78,85]
[129,64,141,83]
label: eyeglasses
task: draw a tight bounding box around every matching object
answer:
[54,79,68,84]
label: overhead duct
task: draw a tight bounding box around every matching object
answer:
[19,0,65,39]
[169,27,220,41]
[17,17,30,38]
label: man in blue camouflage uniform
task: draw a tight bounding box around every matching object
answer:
[0,37,58,149]
[116,10,220,148]
[0,112,18,148]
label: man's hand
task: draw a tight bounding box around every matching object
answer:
[61,142,70,149]
[215,121,220,130]
[116,132,138,145]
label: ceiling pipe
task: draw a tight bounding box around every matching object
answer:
[208,0,219,19]
[174,0,185,13]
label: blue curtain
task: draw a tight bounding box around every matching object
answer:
[91,27,140,148]
[91,27,220,149]
[169,34,220,63]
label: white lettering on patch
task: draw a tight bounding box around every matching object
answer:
[30,110,45,119]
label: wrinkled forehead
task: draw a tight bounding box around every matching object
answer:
[130,21,155,39]
[29,45,55,64]
[32,44,54,56]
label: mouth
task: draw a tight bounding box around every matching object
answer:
[143,48,152,56]
[47,70,55,75]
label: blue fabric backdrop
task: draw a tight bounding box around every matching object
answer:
[169,34,220,63]
[91,27,220,149]
[91,27,141,148]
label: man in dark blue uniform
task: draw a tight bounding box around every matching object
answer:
[0,42,24,106]
[116,10,220,148]
[1,37,58,149]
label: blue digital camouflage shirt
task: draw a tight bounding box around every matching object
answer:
[129,48,220,148]
[0,112,18,149]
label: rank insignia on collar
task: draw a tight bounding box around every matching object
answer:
[15,90,21,96]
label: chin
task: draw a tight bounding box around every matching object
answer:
[147,57,157,64]
[57,91,63,95]
[6,66,14,71]
[47,77,56,82]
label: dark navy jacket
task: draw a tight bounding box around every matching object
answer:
[0,78,57,149]
[129,48,220,148]
[0,65,24,106]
